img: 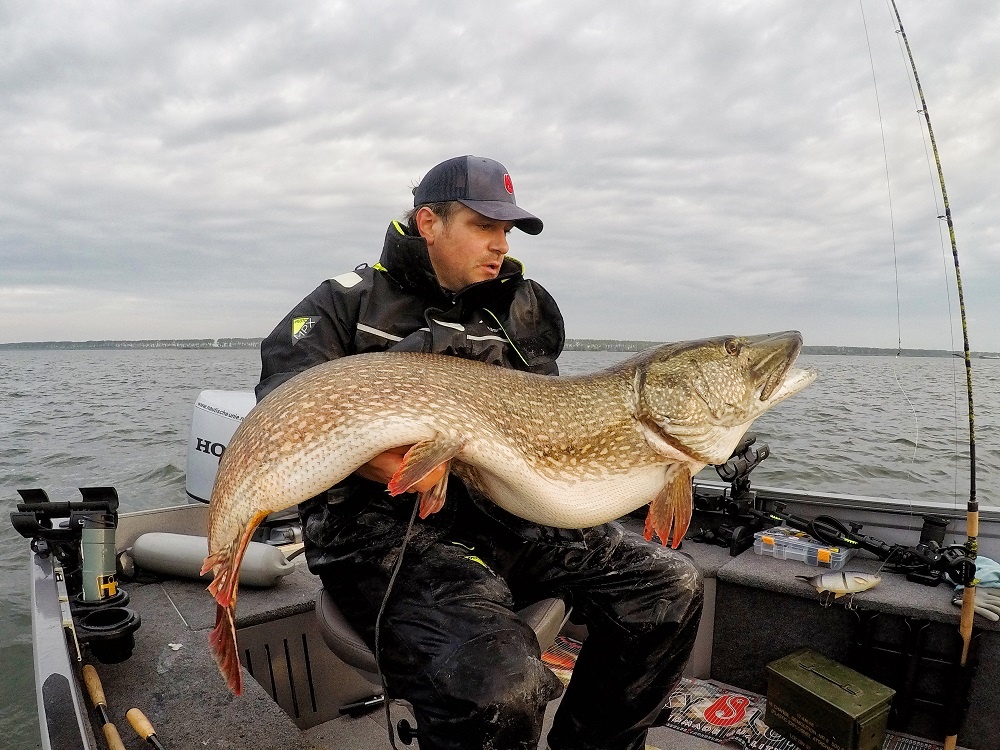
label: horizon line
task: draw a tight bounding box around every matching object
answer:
[0,337,996,358]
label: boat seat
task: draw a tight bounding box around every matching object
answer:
[316,587,570,686]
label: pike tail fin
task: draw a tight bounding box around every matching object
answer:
[643,464,693,549]
[201,510,270,695]
[209,603,242,694]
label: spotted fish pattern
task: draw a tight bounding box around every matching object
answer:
[202,331,817,693]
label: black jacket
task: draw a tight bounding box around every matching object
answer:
[257,221,572,571]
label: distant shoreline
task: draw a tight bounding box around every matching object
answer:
[1,338,997,359]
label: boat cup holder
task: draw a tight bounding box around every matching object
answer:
[73,588,130,611]
[75,604,142,664]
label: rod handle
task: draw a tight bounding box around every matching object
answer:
[126,707,155,739]
[82,664,107,708]
[103,722,127,750]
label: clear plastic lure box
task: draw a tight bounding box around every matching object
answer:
[753,526,854,570]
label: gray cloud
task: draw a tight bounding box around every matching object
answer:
[2,0,998,350]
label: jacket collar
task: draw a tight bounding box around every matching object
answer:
[377,220,524,303]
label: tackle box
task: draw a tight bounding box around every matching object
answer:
[765,648,895,750]
[753,526,854,569]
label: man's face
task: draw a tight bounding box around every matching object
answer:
[418,204,515,292]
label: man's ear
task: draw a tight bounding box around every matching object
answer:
[414,206,439,243]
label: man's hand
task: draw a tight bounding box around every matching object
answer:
[355,446,448,493]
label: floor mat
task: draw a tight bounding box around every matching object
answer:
[541,636,942,750]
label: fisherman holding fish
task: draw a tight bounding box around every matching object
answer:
[254,156,704,750]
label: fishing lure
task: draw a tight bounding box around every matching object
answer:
[796,571,881,608]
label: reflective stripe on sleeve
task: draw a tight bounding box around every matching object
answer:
[357,323,403,342]
[467,334,507,343]
[432,320,465,331]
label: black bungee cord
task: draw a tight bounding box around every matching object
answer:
[374,493,422,750]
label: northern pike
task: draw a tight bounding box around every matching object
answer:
[202,330,816,693]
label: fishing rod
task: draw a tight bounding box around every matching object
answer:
[691,435,974,585]
[885,3,978,748]
[750,502,972,587]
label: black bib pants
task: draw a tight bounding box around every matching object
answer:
[320,497,703,750]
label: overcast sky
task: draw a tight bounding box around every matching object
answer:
[3,1,998,350]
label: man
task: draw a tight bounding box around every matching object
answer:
[256,155,703,750]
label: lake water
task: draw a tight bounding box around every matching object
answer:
[2,348,999,747]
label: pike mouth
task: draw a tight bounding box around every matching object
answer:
[749,331,803,401]
[767,365,818,404]
[759,360,791,401]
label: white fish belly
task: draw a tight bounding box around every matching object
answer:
[468,452,669,529]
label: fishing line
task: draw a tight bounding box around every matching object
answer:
[858,0,921,476]
[374,493,421,750]
[872,545,899,580]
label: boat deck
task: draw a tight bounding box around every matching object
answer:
[72,506,997,749]
[77,555,732,749]
[302,696,731,750]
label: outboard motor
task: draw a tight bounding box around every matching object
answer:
[185,390,257,504]
[185,390,300,545]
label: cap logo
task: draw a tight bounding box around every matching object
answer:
[503,173,514,195]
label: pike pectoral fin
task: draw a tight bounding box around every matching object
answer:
[643,464,693,549]
[387,436,464,518]
[201,510,270,695]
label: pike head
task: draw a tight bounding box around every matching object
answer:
[631,331,817,465]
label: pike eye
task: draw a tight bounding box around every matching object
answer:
[724,339,741,356]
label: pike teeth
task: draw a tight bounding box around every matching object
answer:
[759,367,784,401]
[757,348,795,400]
[767,366,818,405]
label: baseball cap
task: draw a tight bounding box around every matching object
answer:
[413,155,543,235]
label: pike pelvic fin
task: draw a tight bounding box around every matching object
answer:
[202,509,271,695]
[387,435,463,518]
[643,463,693,549]
[417,469,451,519]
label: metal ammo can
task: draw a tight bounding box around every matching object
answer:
[765,648,895,750]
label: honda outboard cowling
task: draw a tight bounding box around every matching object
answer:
[185,390,256,504]
[185,390,300,545]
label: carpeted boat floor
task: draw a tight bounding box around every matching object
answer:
[541,635,948,750]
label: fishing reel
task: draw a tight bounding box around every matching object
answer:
[903,542,976,587]
[807,513,974,587]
